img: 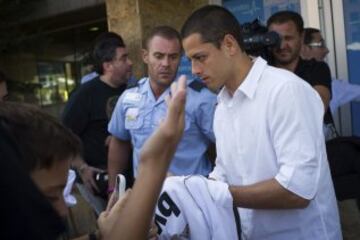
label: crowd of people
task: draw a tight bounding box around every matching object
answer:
[2,4,360,240]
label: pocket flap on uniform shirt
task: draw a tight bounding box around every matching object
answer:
[125,107,143,129]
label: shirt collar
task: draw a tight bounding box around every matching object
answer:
[139,77,151,95]
[141,77,170,103]
[237,57,267,99]
[218,57,268,102]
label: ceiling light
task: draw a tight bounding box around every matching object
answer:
[89,27,99,32]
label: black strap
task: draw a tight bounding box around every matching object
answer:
[189,79,205,92]
[324,110,340,139]
[233,204,242,240]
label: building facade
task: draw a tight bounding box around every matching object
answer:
[0,0,359,137]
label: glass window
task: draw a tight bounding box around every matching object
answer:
[350,12,360,22]
[37,61,76,106]
[223,0,301,24]
[343,0,360,135]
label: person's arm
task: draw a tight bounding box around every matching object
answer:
[311,61,332,112]
[106,91,132,193]
[229,178,309,209]
[63,90,103,192]
[313,85,331,111]
[99,75,187,240]
[71,156,103,193]
[228,80,324,210]
[107,136,132,192]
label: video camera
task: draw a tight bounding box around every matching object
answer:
[241,19,281,62]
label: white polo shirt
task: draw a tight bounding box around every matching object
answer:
[210,57,341,240]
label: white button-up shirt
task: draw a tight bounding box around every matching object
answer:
[210,57,341,240]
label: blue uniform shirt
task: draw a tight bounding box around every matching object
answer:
[108,77,217,176]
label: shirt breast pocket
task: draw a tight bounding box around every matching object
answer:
[124,107,144,130]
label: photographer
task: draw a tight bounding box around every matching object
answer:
[267,11,336,141]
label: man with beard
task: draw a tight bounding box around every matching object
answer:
[107,26,216,193]
[267,11,336,140]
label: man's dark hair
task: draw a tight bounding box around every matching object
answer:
[181,5,245,50]
[144,25,181,50]
[303,27,320,45]
[0,102,81,173]
[267,10,304,33]
[92,32,126,75]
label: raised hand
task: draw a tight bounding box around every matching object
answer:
[140,75,187,168]
[98,75,187,240]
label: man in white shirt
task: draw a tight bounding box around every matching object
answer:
[181,5,341,239]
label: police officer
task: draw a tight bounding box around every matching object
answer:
[107,26,217,193]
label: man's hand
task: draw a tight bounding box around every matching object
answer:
[148,221,159,240]
[98,190,132,239]
[140,75,187,167]
[98,76,187,240]
[98,190,159,240]
[162,74,187,142]
[78,164,104,193]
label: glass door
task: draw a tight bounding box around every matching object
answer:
[343,0,360,136]
[327,0,360,136]
[223,0,301,24]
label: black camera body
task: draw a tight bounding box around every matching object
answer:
[241,19,281,62]
[93,171,109,199]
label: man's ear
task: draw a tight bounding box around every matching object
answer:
[102,61,112,74]
[222,34,239,56]
[142,49,149,64]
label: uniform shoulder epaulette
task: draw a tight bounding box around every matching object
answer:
[126,81,138,89]
[189,79,205,92]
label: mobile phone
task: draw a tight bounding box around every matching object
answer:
[115,174,126,199]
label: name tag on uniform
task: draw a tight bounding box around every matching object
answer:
[126,108,139,122]
[124,92,142,104]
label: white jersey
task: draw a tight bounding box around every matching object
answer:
[155,176,239,240]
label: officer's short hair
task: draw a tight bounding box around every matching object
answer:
[93,32,126,75]
[144,26,181,50]
[181,5,245,50]
[267,11,304,34]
